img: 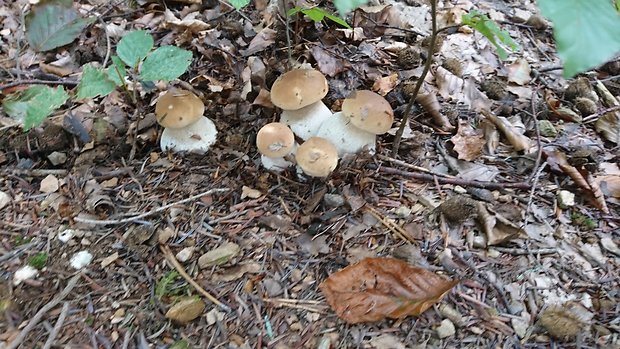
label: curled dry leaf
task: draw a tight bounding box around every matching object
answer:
[416,92,454,131]
[543,148,591,191]
[434,67,491,112]
[481,109,531,151]
[319,257,458,324]
[506,58,531,85]
[481,119,499,155]
[476,202,524,246]
[372,73,399,96]
[586,172,610,214]
[450,119,485,161]
[595,112,620,144]
[163,9,210,33]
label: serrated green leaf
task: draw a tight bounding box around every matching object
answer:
[333,0,369,17]
[227,0,250,10]
[462,10,520,60]
[288,7,351,28]
[116,30,154,68]
[106,55,127,86]
[25,0,95,52]
[2,85,69,131]
[537,0,620,78]
[140,46,192,81]
[76,64,117,99]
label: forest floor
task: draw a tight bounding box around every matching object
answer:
[1,0,619,348]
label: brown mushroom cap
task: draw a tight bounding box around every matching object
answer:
[342,90,394,134]
[295,137,338,177]
[155,89,205,129]
[256,122,296,158]
[270,69,329,110]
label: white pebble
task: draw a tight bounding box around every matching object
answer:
[13,265,39,285]
[176,247,195,263]
[58,229,75,243]
[70,250,93,269]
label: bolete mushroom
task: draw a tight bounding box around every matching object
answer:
[317,90,394,156]
[295,137,339,177]
[155,89,218,154]
[270,68,331,140]
[256,122,296,171]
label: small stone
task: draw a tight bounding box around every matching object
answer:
[47,151,67,165]
[198,242,240,268]
[158,227,175,244]
[57,229,75,243]
[165,297,205,324]
[13,265,39,285]
[538,120,557,137]
[557,190,575,208]
[436,319,456,338]
[323,193,345,207]
[241,186,262,199]
[512,317,529,338]
[70,250,93,269]
[394,206,411,218]
[0,191,11,210]
[176,247,195,263]
[206,308,224,325]
[40,175,59,193]
[101,252,119,268]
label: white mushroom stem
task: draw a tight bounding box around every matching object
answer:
[315,112,376,156]
[160,116,218,154]
[259,143,297,171]
[279,100,332,140]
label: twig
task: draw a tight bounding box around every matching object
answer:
[281,0,292,68]
[73,188,230,225]
[373,166,531,190]
[492,247,557,256]
[6,274,80,349]
[365,206,413,243]
[42,302,70,349]
[582,105,620,123]
[523,161,547,229]
[160,244,231,312]
[4,168,69,177]
[392,0,437,154]
[0,79,78,91]
[97,15,111,67]
[376,154,455,177]
[527,89,543,182]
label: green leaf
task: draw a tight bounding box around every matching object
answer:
[462,10,520,60]
[537,0,620,78]
[76,64,117,99]
[116,30,154,68]
[2,85,69,131]
[227,0,250,10]
[332,0,369,17]
[106,55,127,86]
[25,0,95,52]
[140,46,192,81]
[288,7,351,28]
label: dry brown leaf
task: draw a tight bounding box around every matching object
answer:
[586,172,610,214]
[450,119,485,161]
[416,92,454,131]
[476,203,524,246]
[252,88,274,108]
[372,73,399,96]
[481,109,531,151]
[597,175,620,198]
[434,67,491,111]
[543,148,591,191]
[163,9,210,33]
[319,257,458,324]
[595,112,620,144]
[242,27,276,56]
[481,119,499,155]
[506,59,531,85]
[310,46,348,77]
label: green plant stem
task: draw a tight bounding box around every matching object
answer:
[392,0,437,155]
[282,0,293,68]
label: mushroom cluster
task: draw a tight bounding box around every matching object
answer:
[155,88,218,154]
[256,67,394,177]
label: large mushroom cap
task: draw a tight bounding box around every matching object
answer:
[295,137,338,177]
[256,122,296,158]
[342,90,394,134]
[155,89,205,129]
[270,69,329,110]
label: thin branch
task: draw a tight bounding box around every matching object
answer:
[73,188,230,225]
[281,0,293,68]
[42,302,70,349]
[392,0,438,154]
[0,79,78,91]
[6,274,80,349]
[160,244,231,312]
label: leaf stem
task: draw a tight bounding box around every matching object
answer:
[392,0,437,155]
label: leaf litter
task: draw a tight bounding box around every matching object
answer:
[0,0,619,348]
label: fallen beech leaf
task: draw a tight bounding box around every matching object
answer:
[595,112,620,144]
[242,27,276,56]
[506,58,531,85]
[417,92,454,131]
[450,119,485,161]
[372,73,399,96]
[319,257,458,323]
[165,297,205,324]
[481,109,531,151]
[597,175,620,198]
[476,203,524,246]
[586,172,610,214]
[310,46,348,77]
[163,9,210,33]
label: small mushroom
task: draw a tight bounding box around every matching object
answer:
[256,122,296,171]
[155,88,218,154]
[316,90,394,156]
[295,137,339,177]
[270,68,331,140]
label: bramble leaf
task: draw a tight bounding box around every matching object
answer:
[332,0,369,17]
[116,30,154,68]
[140,46,192,81]
[2,85,69,131]
[288,7,351,28]
[227,0,250,11]
[76,64,117,99]
[462,10,520,60]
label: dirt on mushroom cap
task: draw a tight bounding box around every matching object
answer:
[270,69,329,110]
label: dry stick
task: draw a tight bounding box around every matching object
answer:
[73,188,229,225]
[6,274,80,349]
[42,302,70,349]
[392,0,438,154]
[0,79,78,91]
[374,166,531,190]
[281,0,293,67]
[160,244,231,312]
